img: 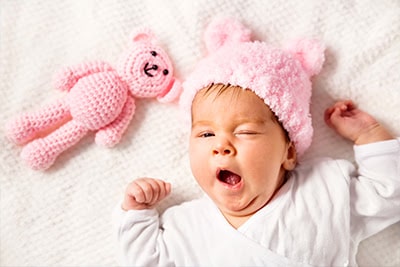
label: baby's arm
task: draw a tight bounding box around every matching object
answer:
[122,178,171,210]
[326,100,400,239]
[114,178,173,265]
[324,100,394,144]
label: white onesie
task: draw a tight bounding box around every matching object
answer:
[113,138,400,266]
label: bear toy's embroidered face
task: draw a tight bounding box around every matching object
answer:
[143,50,170,78]
[117,29,180,102]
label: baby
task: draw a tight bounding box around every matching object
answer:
[113,18,400,266]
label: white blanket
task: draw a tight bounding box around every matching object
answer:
[1,0,399,266]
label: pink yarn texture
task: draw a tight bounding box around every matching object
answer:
[6,29,181,170]
[180,17,325,156]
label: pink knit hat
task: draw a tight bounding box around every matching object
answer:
[180,17,325,156]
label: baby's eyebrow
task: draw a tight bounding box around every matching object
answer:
[234,116,269,125]
[191,120,212,128]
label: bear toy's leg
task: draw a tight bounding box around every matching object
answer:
[20,119,88,170]
[5,99,71,145]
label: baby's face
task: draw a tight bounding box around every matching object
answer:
[189,86,296,228]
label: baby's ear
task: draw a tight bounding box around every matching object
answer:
[130,27,156,43]
[284,39,325,77]
[203,17,251,53]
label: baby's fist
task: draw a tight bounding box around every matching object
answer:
[122,178,171,210]
[324,100,393,144]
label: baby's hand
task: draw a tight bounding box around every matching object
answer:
[324,100,393,145]
[122,178,171,210]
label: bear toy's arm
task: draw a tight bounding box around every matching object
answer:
[95,95,136,148]
[53,61,114,92]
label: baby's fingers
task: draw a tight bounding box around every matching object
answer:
[335,100,355,111]
[143,179,171,206]
[123,178,171,210]
[130,180,151,204]
[324,106,335,127]
[324,100,355,126]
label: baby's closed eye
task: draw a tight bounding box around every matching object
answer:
[234,124,265,136]
[235,129,259,135]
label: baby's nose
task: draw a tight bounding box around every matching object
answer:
[213,140,236,156]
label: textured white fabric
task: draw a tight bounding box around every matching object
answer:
[113,139,400,266]
[1,0,399,266]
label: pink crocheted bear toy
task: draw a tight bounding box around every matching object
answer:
[6,29,181,170]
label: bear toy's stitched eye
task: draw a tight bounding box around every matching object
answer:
[151,51,157,57]
[163,69,169,75]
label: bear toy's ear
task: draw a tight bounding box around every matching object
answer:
[284,38,325,77]
[204,17,252,53]
[130,27,156,43]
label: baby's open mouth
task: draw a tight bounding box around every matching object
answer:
[217,170,242,186]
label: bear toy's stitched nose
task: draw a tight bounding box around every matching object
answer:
[144,63,159,77]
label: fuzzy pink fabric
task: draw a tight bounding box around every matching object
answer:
[180,17,325,156]
[6,29,181,170]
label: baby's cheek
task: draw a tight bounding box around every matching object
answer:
[189,144,207,168]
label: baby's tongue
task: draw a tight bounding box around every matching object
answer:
[220,170,241,185]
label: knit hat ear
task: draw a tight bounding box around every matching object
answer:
[203,17,252,53]
[284,39,325,77]
[130,27,156,43]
